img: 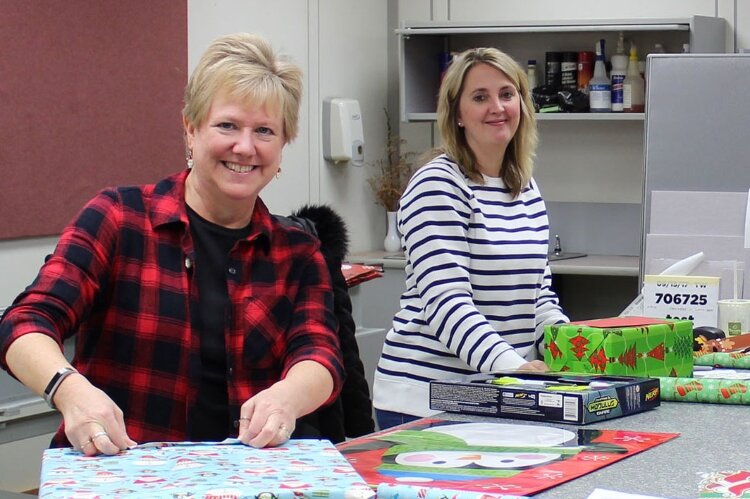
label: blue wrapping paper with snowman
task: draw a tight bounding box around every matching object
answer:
[39,438,374,498]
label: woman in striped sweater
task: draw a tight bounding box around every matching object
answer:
[372,47,568,429]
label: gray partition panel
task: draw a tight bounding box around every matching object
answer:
[641,53,750,286]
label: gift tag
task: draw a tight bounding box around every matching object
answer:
[642,275,720,327]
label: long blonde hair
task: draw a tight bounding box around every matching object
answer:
[435,47,537,197]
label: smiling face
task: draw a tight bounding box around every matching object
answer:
[457,63,521,176]
[184,92,285,228]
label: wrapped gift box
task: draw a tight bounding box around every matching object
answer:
[39,439,374,499]
[544,317,693,377]
[694,351,750,369]
[659,376,750,405]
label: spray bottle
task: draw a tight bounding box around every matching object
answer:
[588,39,611,113]
[623,43,645,113]
[610,32,628,112]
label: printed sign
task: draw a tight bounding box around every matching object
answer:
[643,275,720,327]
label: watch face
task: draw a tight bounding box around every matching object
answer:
[45,367,78,408]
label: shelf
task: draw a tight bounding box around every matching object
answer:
[538,113,644,121]
[405,112,645,122]
[549,254,639,276]
[396,19,691,36]
[348,251,639,277]
[398,16,724,122]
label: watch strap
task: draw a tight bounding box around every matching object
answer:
[43,366,78,409]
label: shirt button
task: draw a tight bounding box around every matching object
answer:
[228,267,237,275]
[184,258,193,269]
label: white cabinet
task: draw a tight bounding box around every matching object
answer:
[394,15,727,248]
[391,14,727,315]
[397,16,726,121]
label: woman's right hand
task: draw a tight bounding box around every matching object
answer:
[517,360,549,372]
[54,373,137,455]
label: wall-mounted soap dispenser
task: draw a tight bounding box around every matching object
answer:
[322,98,364,166]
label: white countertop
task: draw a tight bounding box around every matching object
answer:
[348,251,640,277]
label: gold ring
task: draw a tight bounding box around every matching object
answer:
[91,431,109,440]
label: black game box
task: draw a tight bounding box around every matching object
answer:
[429,371,660,424]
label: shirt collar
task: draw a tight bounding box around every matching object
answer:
[149,169,273,249]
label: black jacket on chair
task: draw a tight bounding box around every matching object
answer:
[274,205,375,442]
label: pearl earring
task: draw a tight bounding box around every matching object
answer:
[186,149,193,169]
[458,121,464,127]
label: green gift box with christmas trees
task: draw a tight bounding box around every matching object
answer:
[544,316,693,377]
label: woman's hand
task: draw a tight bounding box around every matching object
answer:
[235,360,334,448]
[517,360,549,372]
[235,380,297,448]
[5,334,136,455]
[55,374,137,456]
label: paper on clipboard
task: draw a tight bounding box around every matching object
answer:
[642,274,720,326]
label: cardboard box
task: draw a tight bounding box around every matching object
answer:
[545,316,693,377]
[429,372,661,424]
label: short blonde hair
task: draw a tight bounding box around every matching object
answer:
[436,47,537,197]
[183,33,303,143]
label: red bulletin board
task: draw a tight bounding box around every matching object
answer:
[0,1,187,240]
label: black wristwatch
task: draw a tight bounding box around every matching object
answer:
[43,366,78,409]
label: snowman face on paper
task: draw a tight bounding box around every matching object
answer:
[423,422,576,447]
[395,450,561,469]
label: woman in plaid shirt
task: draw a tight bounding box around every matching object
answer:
[0,33,343,454]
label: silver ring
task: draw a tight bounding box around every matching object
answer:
[278,424,291,440]
[91,431,109,440]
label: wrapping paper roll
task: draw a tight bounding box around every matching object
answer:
[376,483,528,499]
[659,377,750,404]
[694,352,750,369]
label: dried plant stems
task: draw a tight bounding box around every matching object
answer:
[367,109,415,212]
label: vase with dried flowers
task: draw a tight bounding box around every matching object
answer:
[367,109,416,253]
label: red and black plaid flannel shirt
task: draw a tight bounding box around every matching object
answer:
[0,170,344,446]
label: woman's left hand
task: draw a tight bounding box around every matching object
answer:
[235,360,334,448]
[236,381,297,448]
[517,360,549,372]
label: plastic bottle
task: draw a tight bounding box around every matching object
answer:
[623,43,645,113]
[545,52,562,89]
[560,51,578,91]
[588,39,611,113]
[526,59,538,91]
[609,32,628,112]
[577,51,595,92]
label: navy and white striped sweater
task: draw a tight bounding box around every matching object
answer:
[373,155,568,417]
